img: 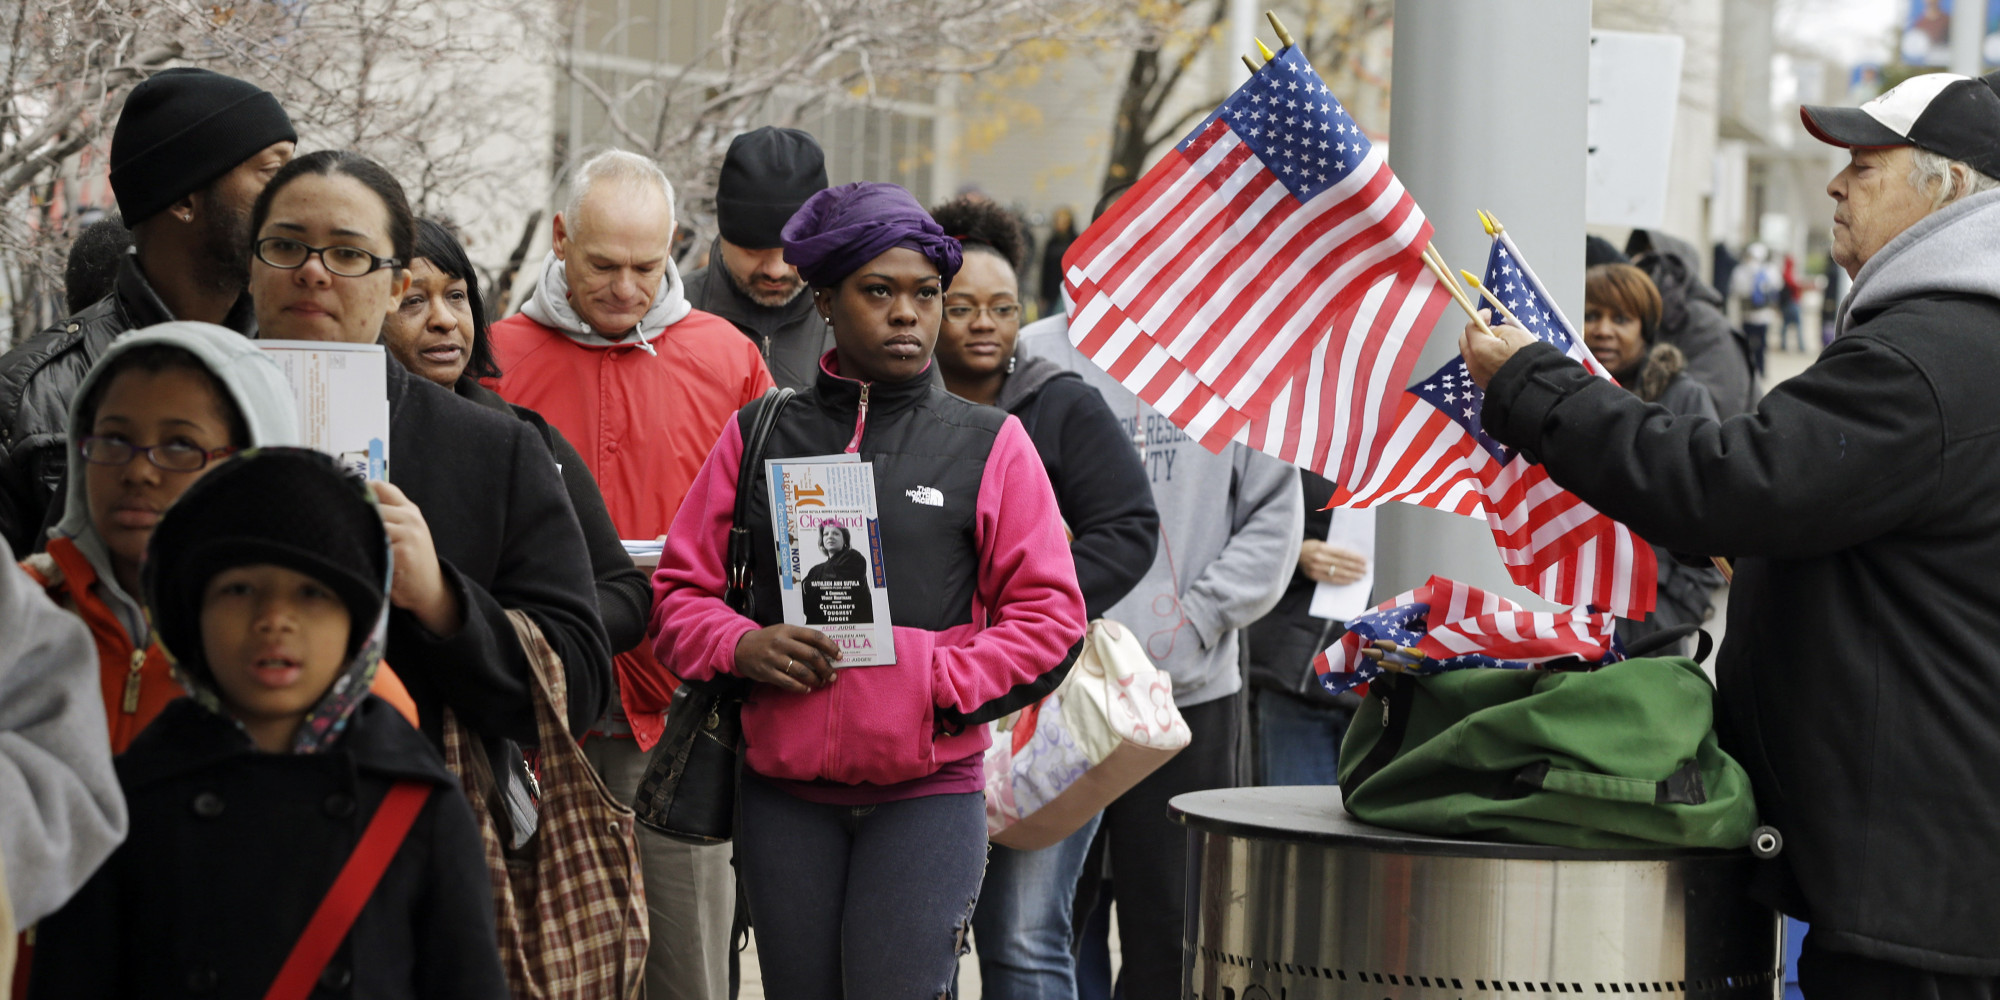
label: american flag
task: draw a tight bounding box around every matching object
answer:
[1061,45,1452,484]
[1314,576,1623,696]
[1328,230,1658,619]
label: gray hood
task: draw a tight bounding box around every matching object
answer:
[519,249,692,349]
[993,353,1076,413]
[1838,187,2000,337]
[54,322,303,640]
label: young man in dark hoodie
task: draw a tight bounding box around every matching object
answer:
[683,126,834,391]
[29,448,505,999]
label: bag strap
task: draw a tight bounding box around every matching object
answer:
[263,780,434,1000]
[1514,758,1708,806]
[725,388,796,615]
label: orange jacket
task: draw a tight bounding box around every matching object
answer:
[487,307,772,747]
[22,537,417,752]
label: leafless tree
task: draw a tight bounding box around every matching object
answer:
[559,0,1126,266]
[1,0,554,346]
[1096,0,1395,201]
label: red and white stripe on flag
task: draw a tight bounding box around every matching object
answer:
[1316,575,1621,684]
[1061,116,1451,481]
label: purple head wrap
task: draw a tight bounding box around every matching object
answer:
[782,182,963,289]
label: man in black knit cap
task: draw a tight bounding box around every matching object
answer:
[684,126,831,390]
[0,67,295,553]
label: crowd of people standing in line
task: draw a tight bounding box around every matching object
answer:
[7,57,1996,1000]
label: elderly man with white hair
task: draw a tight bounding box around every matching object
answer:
[1460,73,2000,997]
[490,149,772,1000]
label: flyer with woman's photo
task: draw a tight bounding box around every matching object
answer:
[766,455,896,666]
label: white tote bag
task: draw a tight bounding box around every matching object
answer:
[984,618,1192,849]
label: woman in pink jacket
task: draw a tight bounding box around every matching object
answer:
[650,182,1087,999]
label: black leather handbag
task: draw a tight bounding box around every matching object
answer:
[632,387,793,844]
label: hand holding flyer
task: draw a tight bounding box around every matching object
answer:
[767,455,897,666]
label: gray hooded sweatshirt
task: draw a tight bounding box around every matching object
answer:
[519,249,691,350]
[1,531,124,925]
[31,323,302,647]
[1020,316,1302,708]
[1837,186,2000,336]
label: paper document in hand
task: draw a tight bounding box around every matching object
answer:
[766,455,895,666]
[258,341,390,480]
[1308,507,1376,621]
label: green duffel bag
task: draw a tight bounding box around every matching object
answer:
[1337,649,1758,850]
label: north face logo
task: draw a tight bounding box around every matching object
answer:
[906,486,944,507]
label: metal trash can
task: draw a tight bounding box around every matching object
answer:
[1171,787,1781,999]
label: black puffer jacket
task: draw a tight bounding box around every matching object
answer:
[0,253,255,551]
[1490,191,2000,974]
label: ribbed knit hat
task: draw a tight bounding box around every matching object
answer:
[145,448,388,681]
[717,127,828,250]
[109,68,296,225]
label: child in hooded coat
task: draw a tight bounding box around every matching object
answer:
[28,448,505,1000]
[18,321,417,753]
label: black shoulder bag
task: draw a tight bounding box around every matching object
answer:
[632,387,794,843]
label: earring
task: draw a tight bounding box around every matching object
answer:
[1006,353,1016,375]
[823,315,833,327]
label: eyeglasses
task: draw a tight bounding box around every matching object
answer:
[255,237,402,277]
[78,436,237,473]
[944,302,1022,324]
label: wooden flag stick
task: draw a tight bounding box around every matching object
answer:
[1266,11,1296,48]
[1461,270,1528,331]
[1712,556,1734,583]
[1419,243,1496,337]
[1243,53,1265,73]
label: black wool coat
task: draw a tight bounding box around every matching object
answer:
[29,698,507,1000]
[1483,292,2000,975]
[384,360,611,742]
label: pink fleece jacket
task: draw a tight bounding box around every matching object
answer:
[649,411,1086,792]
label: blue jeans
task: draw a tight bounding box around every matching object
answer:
[1254,689,1350,786]
[968,814,1103,1000]
[737,772,988,1000]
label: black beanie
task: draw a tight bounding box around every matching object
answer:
[110,68,296,225]
[716,127,829,250]
[1585,235,1629,268]
[144,449,387,680]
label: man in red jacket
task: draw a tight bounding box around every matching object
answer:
[489,149,772,1000]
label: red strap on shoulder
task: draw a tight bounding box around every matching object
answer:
[263,780,434,1000]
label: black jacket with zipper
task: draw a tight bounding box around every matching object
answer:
[1483,286,2000,974]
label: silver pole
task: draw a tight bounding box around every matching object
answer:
[1374,0,1592,607]
[1953,0,1989,77]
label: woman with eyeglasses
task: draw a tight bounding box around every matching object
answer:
[379,218,649,680]
[927,198,1158,1000]
[18,321,416,752]
[246,150,612,749]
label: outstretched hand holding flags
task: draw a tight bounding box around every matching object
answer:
[1062,13,1660,621]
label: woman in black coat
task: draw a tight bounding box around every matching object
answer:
[381,218,649,661]
[928,196,1158,1000]
[243,151,611,744]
